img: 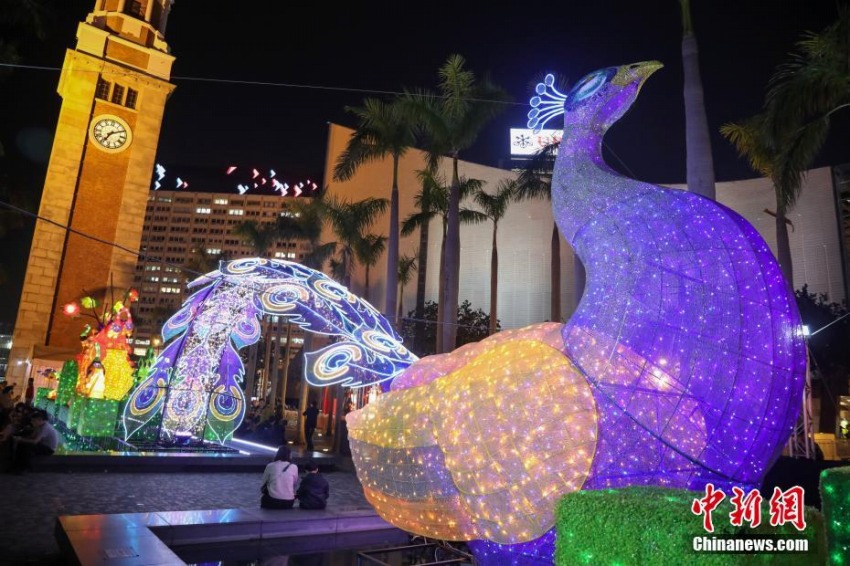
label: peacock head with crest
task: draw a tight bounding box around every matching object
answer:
[529,61,663,134]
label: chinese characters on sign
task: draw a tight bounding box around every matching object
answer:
[509,128,562,156]
[691,484,806,533]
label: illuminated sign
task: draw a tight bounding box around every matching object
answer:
[509,128,562,156]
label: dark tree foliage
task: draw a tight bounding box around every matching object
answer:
[795,284,849,432]
[400,300,499,357]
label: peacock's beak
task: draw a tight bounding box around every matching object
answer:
[614,60,664,89]
[634,61,663,92]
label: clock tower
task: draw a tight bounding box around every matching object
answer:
[8,0,176,385]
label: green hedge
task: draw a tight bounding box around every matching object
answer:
[555,486,826,566]
[820,466,850,565]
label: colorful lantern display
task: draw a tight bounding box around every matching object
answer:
[120,61,805,565]
[122,258,416,445]
[74,294,137,401]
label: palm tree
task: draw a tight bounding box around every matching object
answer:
[679,0,716,200]
[761,8,850,218]
[322,194,388,287]
[333,98,416,323]
[397,254,417,321]
[402,168,444,348]
[515,141,572,320]
[402,171,484,353]
[355,233,387,303]
[277,195,336,270]
[182,246,226,280]
[720,10,850,286]
[232,220,278,258]
[721,114,796,284]
[404,54,509,353]
[474,180,515,335]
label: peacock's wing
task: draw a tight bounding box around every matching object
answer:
[348,323,598,544]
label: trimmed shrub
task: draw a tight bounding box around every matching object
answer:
[555,486,826,565]
[820,466,850,565]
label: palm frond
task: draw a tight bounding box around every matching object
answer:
[774,117,830,210]
[401,210,434,236]
[515,141,558,201]
[719,117,774,178]
[459,208,488,225]
[398,254,417,286]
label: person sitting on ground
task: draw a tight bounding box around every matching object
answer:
[260,446,299,509]
[10,409,59,473]
[296,461,329,510]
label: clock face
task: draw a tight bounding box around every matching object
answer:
[90,115,132,152]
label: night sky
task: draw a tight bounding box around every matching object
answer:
[1,0,848,320]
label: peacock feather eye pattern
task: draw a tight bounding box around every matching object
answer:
[122,258,418,445]
[528,73,568,132]
[563,67,616,111]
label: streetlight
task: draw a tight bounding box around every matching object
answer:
[151,336,162,355]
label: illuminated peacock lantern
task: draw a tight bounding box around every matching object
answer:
[347,63,805,561]
[123,61,806,564]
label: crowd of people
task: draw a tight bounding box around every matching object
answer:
[0,380,60,473]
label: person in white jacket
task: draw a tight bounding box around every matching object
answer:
[261,446,299,509]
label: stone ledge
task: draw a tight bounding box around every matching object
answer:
[56,505,399,565]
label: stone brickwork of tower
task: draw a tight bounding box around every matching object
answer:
[8,0,176,386]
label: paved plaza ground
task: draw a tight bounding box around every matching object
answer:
[0,468,369,564]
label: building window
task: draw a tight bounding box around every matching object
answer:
[126,1,144,18]
[95,78,111,100]
[111,84,125,105]
[213,198,229,205]
[206,248,222,255]
[195,207,211,214]
[125,88,138,109]
[228,209,245,216]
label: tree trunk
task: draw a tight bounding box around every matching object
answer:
[415,215,430,348]
[441,155,461,353]
[296,332,314,445]
[489,224,498,335]
[385,157,400,324]
[279,321,293,414]
[436,223,447,355]
[550,222,561,322]
[682,33,716,200]
[776,206,794,287]
[266,319,282,417]
[261,318,273,414]
[398,282,405,321]
[364,265,371,304]
[331,385,348,455]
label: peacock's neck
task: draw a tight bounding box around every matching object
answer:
[551,124,644,245]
